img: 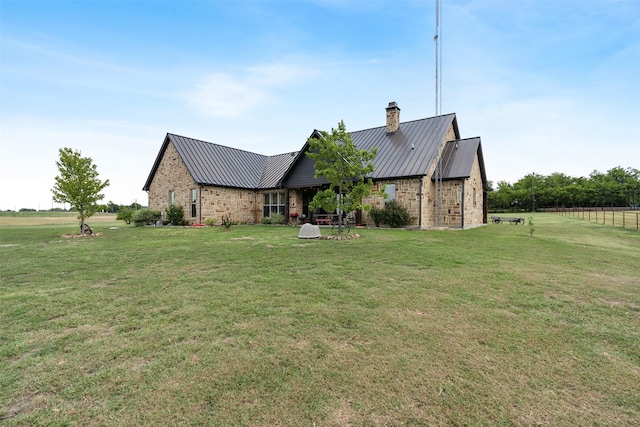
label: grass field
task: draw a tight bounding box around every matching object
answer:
[1,214,638,425]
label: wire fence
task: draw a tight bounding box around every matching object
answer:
[547,207,639,231]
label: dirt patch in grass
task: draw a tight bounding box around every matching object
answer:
[321,233,361,240]
[61,233,104,238]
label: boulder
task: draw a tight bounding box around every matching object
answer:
[298,223,321,239]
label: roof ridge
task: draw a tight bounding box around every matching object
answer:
[167,133,269,158]
[350,113,456,134]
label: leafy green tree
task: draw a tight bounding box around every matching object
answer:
[488,181,516,211]
[116,206,134,224]
[51,148,110,235]
[306,120,377,235]
[106,201,120,213]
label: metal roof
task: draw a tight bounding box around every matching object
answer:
[352,113,458,179]
[258,151,299,189]
[143,134,297,191]
[282,114,460,188]
[143,113,486,193]
[439,137,482,180]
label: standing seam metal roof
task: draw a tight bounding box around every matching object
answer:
[350,114,457,179]
[144,113,485,193]
[439,137,482,180]
[143,133,297,191]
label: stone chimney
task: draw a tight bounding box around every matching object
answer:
[385,101,401,134]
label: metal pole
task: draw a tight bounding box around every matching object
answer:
[531,172,535,212]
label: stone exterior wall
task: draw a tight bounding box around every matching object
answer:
[288,190,304,222]
[363,178,422,227]
[147,142,197,219]
[462,155,485,226]
[420,123,458,227]
[147,141,260,224]
[200,186,258,225]
[148,122,484,228]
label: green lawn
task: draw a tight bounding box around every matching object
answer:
[1,215,638,425]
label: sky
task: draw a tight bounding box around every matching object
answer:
[1,0,638,211]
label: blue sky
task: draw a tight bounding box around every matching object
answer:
[1,0,638,210]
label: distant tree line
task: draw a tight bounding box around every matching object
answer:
[488,166,640,211]
[2,202,142,213]
[104,201,143,213]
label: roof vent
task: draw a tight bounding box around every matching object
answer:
[385,102,400,134]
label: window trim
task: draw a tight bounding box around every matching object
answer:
[263,191,286,217]
[190,188,197,217]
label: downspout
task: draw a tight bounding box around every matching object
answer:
[418,178,423,227]
[199,185,203,224]
[461,180,465,229]
[285,187,289,224]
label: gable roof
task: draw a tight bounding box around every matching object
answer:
[439,137,487,185]
[144,112,486,193]
[281,113,461,187]
[142,133,297,191]
[353,113,459,179]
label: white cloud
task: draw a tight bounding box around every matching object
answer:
[186,62,317,118]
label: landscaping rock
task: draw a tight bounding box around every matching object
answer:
[298,223,321,239]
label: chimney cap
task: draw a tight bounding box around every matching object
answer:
[386,101,400,110]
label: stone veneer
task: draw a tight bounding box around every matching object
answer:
[148,125,484,228]
[147,142,260,224]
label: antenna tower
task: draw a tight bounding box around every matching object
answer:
[434,0,443,226]
[434,0,442,116]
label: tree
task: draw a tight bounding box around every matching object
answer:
[116,206,134,224]
[306,120,377,235]
[51,148,110,235]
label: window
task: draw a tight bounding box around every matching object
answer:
[169,190,175,205]
[191,189,197,217]
[473,188,477,206]
[263,192,285,217]
[385,184,396,201]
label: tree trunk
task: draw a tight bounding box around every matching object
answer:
[337,185,343,235]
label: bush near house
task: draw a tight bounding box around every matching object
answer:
[384,200,413,228]
[369,206,385,227]
[165,205,188,226]
[131,208,161,227]
[369,200,413,228]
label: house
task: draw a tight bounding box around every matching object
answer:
[143,102,488,228]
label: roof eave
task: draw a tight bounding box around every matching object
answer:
[142,133,172,191]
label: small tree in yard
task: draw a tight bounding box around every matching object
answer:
[306,120,377,236]
[51,148,110,235]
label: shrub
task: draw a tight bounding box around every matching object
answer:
[116,206,134,224]
[269,212,285,225]
[221,214,235,230]
[204,217,216,227]
[384,200,412,228]
[369,206,384,227]
[261,217,272,225]
[131,208,162,227]
[165,204,188,226]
